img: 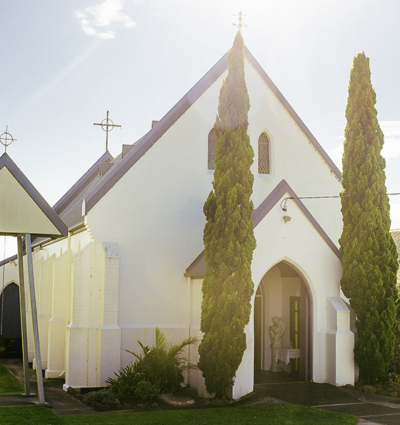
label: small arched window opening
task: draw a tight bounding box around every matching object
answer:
[208,129,217,170]
[258,132,270,174]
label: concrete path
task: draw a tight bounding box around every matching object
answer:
[0,359,94,415]
[3,359,400,424]
[249,381,400,425]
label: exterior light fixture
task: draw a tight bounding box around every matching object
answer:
[283,216,291,223]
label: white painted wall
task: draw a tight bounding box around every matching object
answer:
[0,53,348,395]
[46,251,69,378]
[189,193,353,398]
[85,58,343,376]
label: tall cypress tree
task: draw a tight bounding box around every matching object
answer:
[198,31,256,398]
[340,53,399,383]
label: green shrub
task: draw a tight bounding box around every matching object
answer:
[107,328,199,399]
[134,380,159,401]
[82,388,120,410]
[126,328,199,393]
[106,364,136,399]
[106,363,146,400]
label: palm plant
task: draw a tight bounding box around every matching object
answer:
[125,328,199,393]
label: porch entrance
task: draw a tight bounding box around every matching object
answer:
[254,261,311,382]
[0,282,22,358]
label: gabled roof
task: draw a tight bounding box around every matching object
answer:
[52,150,113,230]
[82,47,341,215]
[184,179,341,279]
[2,151,121,262]
[53,151,113,216]
[0,153,67,238]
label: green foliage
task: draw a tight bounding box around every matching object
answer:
[340,52,399,383]
[82,388,121,410]
[0,404,358,425]
[107,328,198,400]
[198,31,256,398]
[133,379,160,402]
[106,362,144,400]
[0,361,25,394]
[0,407,63,425]
[126,328,199,393]
[386,373,400,396]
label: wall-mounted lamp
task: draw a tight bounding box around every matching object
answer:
[283,216,291,223]
[280,197,292,212]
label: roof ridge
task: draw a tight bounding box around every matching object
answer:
[82,52,229,215]
[82,46,341,215]
[244,47,341,181]
[53,150,113,214]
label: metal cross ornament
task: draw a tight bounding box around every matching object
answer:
[0,126,16,153]
[233,11,246,31]
[93,111,121,151]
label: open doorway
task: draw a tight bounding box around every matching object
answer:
[254,261,312,383]
[0,282,22,358]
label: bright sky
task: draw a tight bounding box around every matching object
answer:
[1,0,400,259]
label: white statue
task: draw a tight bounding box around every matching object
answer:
[270,316,285,347]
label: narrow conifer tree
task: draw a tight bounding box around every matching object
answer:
[340,53,399,383]
[198,31,256,398]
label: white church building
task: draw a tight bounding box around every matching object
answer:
[0,45,355,399]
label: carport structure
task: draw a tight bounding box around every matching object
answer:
[0,152,67,404]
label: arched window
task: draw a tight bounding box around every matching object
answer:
[258,132,270,174]
[208,129,217,170]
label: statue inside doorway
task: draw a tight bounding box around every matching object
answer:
[270,316,285,347]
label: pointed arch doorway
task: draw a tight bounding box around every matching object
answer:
[254,261,312,382]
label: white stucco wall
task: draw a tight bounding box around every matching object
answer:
[0,53,348,395]
[188,193,353,399]
[249,193,352,387]
[84,58,343,374]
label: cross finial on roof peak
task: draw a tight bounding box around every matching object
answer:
[0,126,16,153]
[233,11,246,32]
[93,111,121,152]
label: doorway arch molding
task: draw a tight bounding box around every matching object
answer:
[252,256,314,381]
[0,280,20,296]
[253,256,316,307]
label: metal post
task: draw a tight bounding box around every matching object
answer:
[105,110,109,151]
[25,234,45,404]
[17,236,30,396]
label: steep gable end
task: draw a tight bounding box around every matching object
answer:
[83,47,340,215]
[185,179,341,279]
[0,153,67,238]
[245,48,341,181]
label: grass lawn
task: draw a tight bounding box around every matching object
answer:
[0,362,24,394]
[0,404,358,425]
